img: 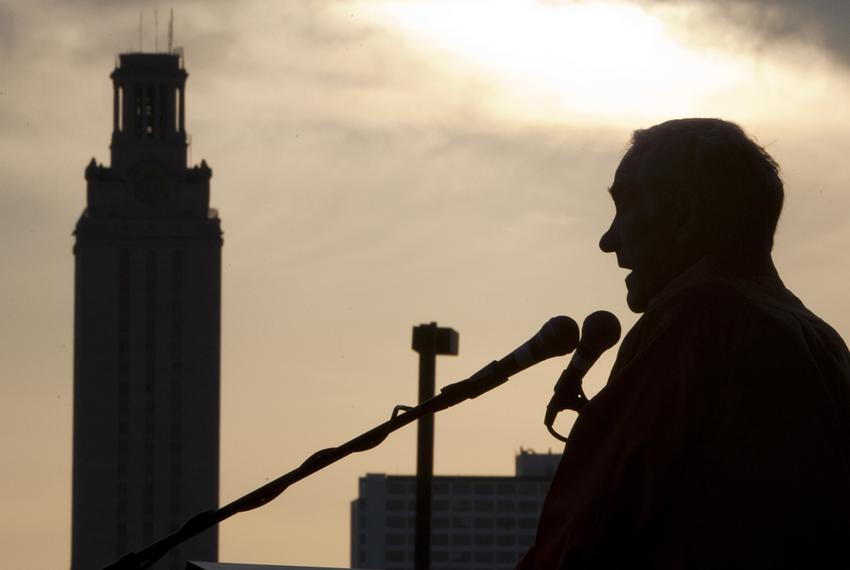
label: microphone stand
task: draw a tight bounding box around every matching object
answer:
[103,361,508,570]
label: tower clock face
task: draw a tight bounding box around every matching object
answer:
[135,173,167,205]
[131,161,173,207]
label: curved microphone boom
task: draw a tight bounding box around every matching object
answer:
[545,311,621,429]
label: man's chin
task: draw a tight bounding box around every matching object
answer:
[625,287,649,314]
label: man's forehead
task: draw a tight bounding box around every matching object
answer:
[609,156,639,200]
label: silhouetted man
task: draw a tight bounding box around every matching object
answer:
[519,118,850,569]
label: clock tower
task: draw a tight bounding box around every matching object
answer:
[72,52,221,569]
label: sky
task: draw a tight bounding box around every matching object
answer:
[2,0,850,567]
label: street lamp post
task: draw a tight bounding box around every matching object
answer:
[411,322,459,570]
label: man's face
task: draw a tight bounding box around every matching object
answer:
[599,156,689,313]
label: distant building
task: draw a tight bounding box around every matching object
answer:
[72,50,221,569]
[351,449,561,570]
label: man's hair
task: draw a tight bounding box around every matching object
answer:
[622,118,784,253]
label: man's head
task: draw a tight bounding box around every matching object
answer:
[599,118,784,313]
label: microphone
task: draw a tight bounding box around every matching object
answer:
[545,311,621,426]
[495,315,580,378]
[444,316,579,401]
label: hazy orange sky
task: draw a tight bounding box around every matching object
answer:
[2,1,850,567]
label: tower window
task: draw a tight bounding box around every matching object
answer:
[135,83,157,138]
[145,83,156,137]
[175,88,180,133]
[134,84,143,138]
[116,248,130,556]
[118,87,124,133]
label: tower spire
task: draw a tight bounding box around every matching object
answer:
[168,9,174,53]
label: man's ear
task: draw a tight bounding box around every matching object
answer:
[671,190,700,246]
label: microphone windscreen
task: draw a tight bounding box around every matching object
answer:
[580,311,621,356]
[533,315,580,360]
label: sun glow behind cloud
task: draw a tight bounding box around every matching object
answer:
[359,0,750,123]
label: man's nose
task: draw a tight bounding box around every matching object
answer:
[599,223,618,253]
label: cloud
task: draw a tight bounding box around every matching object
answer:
[640,0,850,67]
[0,3,20,56]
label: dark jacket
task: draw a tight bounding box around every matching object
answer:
[520,256,850,569]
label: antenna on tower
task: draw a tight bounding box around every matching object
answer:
[168,9,174,53]
[155,9,159,52]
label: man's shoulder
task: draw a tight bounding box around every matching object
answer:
[657,274,849,361]
[662,272,807,324]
